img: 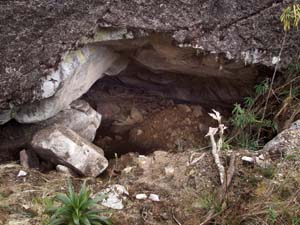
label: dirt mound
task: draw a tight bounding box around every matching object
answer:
[85,78,217,157]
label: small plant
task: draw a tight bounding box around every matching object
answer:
[268,207,278,225]
[47,180,112,225]
[293,217,300,225]
[196,192,222,213]
[231,103,257,129]
[230,88,275,150]
[237,133,258,151]
[255,79,269,96]
[257,166,275,179]
[280,3,300,31]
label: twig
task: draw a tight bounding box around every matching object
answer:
[274,76,300,92]
[206,127,225,185]
[172,208,182,225]
[199,209,224,225]
[257,32,287,140]
[226,153,236,188]
[199,210,215,225]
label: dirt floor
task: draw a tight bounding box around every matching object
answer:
[1,148,300,225]
[84,76,219,158]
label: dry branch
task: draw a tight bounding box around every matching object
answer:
[206,127,225,185]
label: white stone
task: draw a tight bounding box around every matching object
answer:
[17,170,27,177]
[8,219,31,225]
[164,166,175,176]
[272,56,280,65]
[56,165,73,175]
[123,166,134,173]
[149,194,160,202]
[258,154,265,160]
[99,184,128,210]
[136,193,147,200]
[104,56,129,76]
[241,156,254,163]
[31,125,108,177]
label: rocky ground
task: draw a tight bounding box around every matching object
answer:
[1,147,300,225]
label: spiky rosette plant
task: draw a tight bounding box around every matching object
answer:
[47,180,112,225]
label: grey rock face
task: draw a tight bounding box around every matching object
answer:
[0,0,297,111]
[263,120,300,157]
[1,46,119,124]
[31,125,108,177]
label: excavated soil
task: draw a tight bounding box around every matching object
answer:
[83,76,218,158]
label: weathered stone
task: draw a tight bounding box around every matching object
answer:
[0,0,298,115]
[0,100,101,162]
[31,125,108,177]
[263,120,300,158]
[43,100,102,141]
[98,184,129,210]
[56,165,74,176]
[19,149,40,169]
[11,46,119,124]
[17,170,27,177]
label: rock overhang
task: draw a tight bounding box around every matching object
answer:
[0,0,298,123]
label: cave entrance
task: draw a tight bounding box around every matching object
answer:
[81,35,262,158]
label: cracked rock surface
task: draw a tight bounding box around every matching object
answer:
[263,120,300,158]
[0,0,298,110]
[31,125,108,177]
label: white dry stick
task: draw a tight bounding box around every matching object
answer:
[217,124,226,153]
[206,127,225,185]
[206,110,227,185]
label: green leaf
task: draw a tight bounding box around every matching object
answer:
[72,211,80,225]
[244,97,255,107]
[47,217,65,225]
[56,193,71,205]
[80,216,91,225]
[255,80,269,96]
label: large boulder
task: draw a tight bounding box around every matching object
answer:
[43,100,101,141]
[31,125,108,177]
[0,100,101,162]
[0,46,119,124]
[263,120,300,158]
[0,0,298,120]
